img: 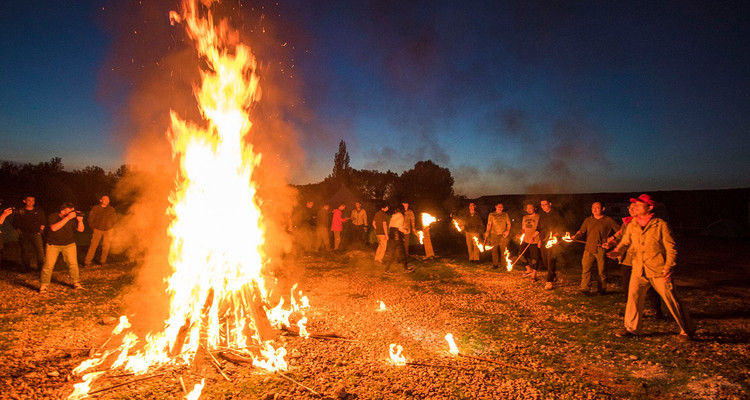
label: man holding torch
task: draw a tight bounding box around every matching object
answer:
[484,202,511,270]
[607,194,695,340]
[570,202,619,295]
[539,199,564,289]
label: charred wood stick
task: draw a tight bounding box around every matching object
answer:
[458,352,535,373]
[86,372,166,395]
[277,372,320,396]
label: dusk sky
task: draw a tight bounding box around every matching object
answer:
[1,0,749,197]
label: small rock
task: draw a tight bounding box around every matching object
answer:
[47,371,60,377]
[100,316,118,325]
[629,355,638,360]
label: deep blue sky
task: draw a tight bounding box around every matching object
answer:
[1,0,749,196]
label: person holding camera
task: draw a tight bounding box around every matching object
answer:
[39,202,85,293]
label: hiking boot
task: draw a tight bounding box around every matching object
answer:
[677,333,694,342]
[544,282,554,290]
[39,285,48,294]
[84,261,92,268]
[615,329,636,338]
[579,290,591,296]
[73,282,84,290]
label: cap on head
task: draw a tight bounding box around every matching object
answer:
[629,194,655,207]
[59,202,75,211]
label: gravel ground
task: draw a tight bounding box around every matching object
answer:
[1,237,749,399]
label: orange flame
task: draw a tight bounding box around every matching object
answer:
[421,213,436,227]
[545,232,558,248]
[445,333,460,355]
[389,344,406,366]
[378,301,386,311]
[504,249,513,271]
[519,233,525,244]
[562,231,572,242]
[417,230,425,244]
[452,219,463,232]
[186,378,206,400]
[68,1,305,397]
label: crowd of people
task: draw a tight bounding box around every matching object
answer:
[1,191,695,340]
[290,194,695,341]
[0,195,117,293]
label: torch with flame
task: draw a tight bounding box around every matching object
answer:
[452,219,463,232]
[504,249,513,272]
[545,232,558,248]
[68,1,308,398]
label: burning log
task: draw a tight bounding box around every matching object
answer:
[445,333,537,373]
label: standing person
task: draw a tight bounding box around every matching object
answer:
[608,194,696,340]
[519,203,541,280]
[40,203,85,292]
[463,202,484,263]
[570,202,620,295]
[292,200,316,253]
[372,204,390,263]
[538,199,564,290]
[350,201,368,249]
[331,203,349,251]
[0,206,14,267]
[385,206,412,273]
[13,196,46,270]
[315,203,331,252]
[84,195,117,267]
[605,203,665,319]
[484,202,511,270]
[402,201,416,259]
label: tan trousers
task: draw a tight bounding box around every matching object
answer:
[85,228,112,265]
[624,271,695,335]
[375,235,388,262]
[465,232,480,261]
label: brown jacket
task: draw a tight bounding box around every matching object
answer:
[614,217,676,278]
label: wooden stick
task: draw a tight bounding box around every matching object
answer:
[205,345,231,381]
[86,372,166,395]
[179,376,188,395]
[277,372,320,396]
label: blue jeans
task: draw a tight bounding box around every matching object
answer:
[41,243,79,285]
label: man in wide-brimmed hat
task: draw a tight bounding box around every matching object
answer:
[608,194,696,341]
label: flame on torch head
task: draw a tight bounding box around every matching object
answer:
[421,213,437,227]
[452,219,462,232]
[445,333,460,355]
[417,230,425,244]
[504,249,513,271]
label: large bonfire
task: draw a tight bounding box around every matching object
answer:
[68,0,305,398]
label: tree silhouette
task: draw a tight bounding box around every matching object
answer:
[394,160,454,214]
[331,140,351,181]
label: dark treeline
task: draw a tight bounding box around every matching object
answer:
[0,158,128,213]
